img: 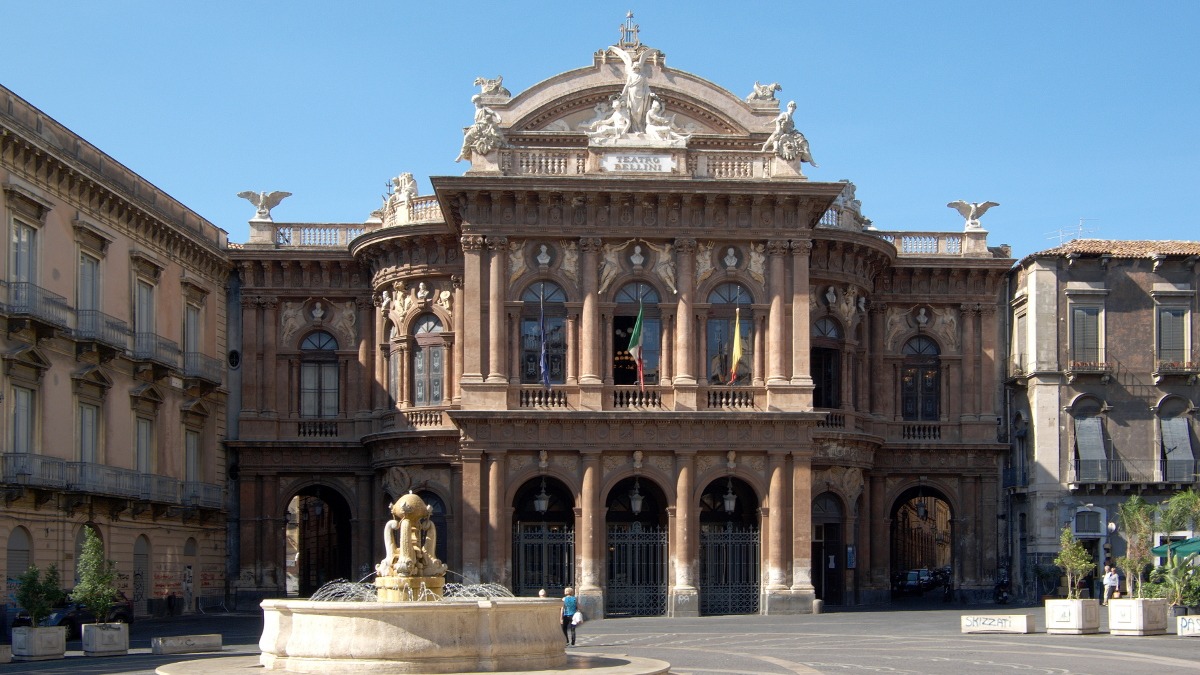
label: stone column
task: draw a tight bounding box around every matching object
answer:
[487,453,506,583]
[459,448,483,583]
[241,292,260,412]
[869,473,887,591]
[566,313,579,385]
[960,303,977,418]
[262,297,278,414]
[766,240,789,385]
[753,314,765,386]
[869,305,887,416]
[578,450,603,615]
[372,300,386,412]
[661,312,674,385]
[451,275,464,403]
[791,455,814,594]
[790,241,813,387]
[578,239,602,385]
[356,298,373,417]
[673,239,697,385]
[767,453,788,589]
[670,451,698,616]
[460,237,485,384]
[397,343,411,408]
[980,305,997,416]
[486,236,508,384]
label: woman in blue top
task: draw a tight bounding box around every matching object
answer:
[561,587,577,646]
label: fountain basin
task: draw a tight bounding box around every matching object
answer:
[259,597,568,673]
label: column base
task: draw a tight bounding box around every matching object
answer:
[576,587,605,621]
[765,383,814,411]
[762,587,817,614]
[460,382,509,410]
[669,586,700,617]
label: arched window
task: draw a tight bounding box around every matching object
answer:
[520,282,567,385]
[412,315,445,407]
[613,282,661,386]
[7,527,32,593]
[300,331,338,418]
[812,317,842,409]
[706,283,753,386]
[901,336,940,421]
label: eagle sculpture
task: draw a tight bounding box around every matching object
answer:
[238,190,292,220]
[947,200,999,228]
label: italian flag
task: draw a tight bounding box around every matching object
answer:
[728,307,743,385]
[627,299,645,391]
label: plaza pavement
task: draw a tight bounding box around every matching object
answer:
[4,599,1199,674]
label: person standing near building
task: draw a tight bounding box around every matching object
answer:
[1102,565,1120,605]
[561,587,578,646]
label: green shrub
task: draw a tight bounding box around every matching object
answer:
[71,526,120,622]
[15,564,64,625]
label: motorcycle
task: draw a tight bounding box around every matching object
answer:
[993,572,1011,604]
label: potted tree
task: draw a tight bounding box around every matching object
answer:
[73,527,128,657]
[1108,495,1167,635]
[11,564,66,661]
[1149,549,1197,621]
[1045,526,1099,634]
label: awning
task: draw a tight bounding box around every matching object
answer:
[1150,536,1200,557]
[1075,417,1107,460]
[1161,417,1195,460]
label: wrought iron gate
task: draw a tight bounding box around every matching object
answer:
[512,523,574,596]
[699,522,760,615]
[605,522,667,617]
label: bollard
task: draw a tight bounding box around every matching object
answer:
[812,599,824,614]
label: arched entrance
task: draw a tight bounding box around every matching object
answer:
[511,476,575,596]
[699,476,760,615]
[289,486,352,596]
[812,492,844,605]
[605,476,668,617]
[890,486,953,591]
[133,534,150,616]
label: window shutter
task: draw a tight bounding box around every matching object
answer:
[1158,308,1186,362]
[1072,307,1099,362]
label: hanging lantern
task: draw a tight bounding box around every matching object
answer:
[723,478,737,513]
[629,478,644,515]
[533,477,550,514]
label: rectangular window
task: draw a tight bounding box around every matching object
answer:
[300,362,339,417]
[78,253,100,311]
[1157,307,1187,364]
[1070,306,1101,364]
[706,316,753,385]
[79,403,98,463]
[184,430,200,483]
[1075,511,1102,535]
[1013,313,1027,371]
[1161,416,1195,482]
[135,417,154,473]
[520,316,566,385]
[136,279,155,335]
[10,220,37,283]
[11,386,35,453]
[184,303,201,354]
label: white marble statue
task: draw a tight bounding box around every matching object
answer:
[915,307,929,326]
[536,244,552,267]
[455,95,505,162]
[695,241,716,285]
[386,173,417,211]
[947,201,1000,229]
[761,101,818,166]
[629,245,645,267]
[599,239,635,293]
[473,75,510,97]
[237,190,292,220]
[642,241,676,294]
[585,99,632,143]
[609,45,652,133]
[334,301,356,339]
[723,247,738,269]
[311,302,325,321]
[280,302,304,343]
[644,97,690,142]
[416,282,430,304]
[746,81,782,102]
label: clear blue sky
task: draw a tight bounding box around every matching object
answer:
[3,2,1197,259]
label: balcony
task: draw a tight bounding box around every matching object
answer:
[1153,357,1199,384]
[518,387,569,409]
[66,461,141,499]
[132,332,181,375]
[140,473,181,503]
[181,481,223,509]
[1,452,66,489]
[1003,466,1029,489]
[1066,348,1112,383]
[183,351,224,386]
[611,386,665,409]
[1068,458,1197,485]
[73,309,130,355]
[3,281,71,336]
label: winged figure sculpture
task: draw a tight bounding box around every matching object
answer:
[238,190,292,220]
[947,200,999,228]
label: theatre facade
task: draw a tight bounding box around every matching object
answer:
[227,25,1012,615]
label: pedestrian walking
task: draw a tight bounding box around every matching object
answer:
[1102,565,1120,605]
[561,587,578,646]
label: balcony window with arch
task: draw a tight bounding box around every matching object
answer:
[520,281,566,385]
[900,336,940,421]
[412,314,445,407]
[812,317,842,409]
[300,330,338,418]
[706,282,753,386]
[613,282,661,386]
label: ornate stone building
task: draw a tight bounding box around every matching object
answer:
[227,25,1012,615]
[1005,240,1200,598]
[1,86,230,620]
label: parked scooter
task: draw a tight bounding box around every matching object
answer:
[993,570,1011,604]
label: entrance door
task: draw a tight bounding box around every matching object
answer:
[698,477,760,615]
[512,477,575,596]
[812,493,844,605]
[605,476,668,617]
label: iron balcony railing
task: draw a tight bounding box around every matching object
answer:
[181,481,223,509]
[3,281,71,328]
[1067,348,1111,373]
[66,461,142,499]
[183,351,223,384]
[74,309,130,349]
[1003,466,1029,489]
[133,332,181,369]
[1069,458,1198,484]
[140,473,181,503]
[0,452,66,488]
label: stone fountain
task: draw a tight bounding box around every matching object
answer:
[158,493,669,674]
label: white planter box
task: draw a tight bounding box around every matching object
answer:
[82,622,130,656]
[1045,598,1100,634]
[1178,614,1200,637]
[1108,598,1167,636]
[11,625,66,661]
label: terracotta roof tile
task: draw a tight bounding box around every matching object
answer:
[1026,239,1200,261]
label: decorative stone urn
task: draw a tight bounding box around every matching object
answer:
[1045,598,1100,634]
[10,625,66,661]
[82,622,130,656]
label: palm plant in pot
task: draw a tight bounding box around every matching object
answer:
[12,564,66,661]
[1045,526,1099,634]
[73,526,128,657]
[1109,494,1167,635]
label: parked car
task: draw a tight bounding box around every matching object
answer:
[892,569,936,595]
[11,592,134,639]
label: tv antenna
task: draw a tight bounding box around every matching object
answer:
[1046,218,1097,246]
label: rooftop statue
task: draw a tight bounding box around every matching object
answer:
[237,190,292,221]
[610,45,652,134]
[746,81,782,102]
[585,98,632,143]
[762,101,818,167]
[384,173,416,212]
[455,95,505,162]
[645,97,690,142]
[947,200,1000,229]
[473,74,511,97]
